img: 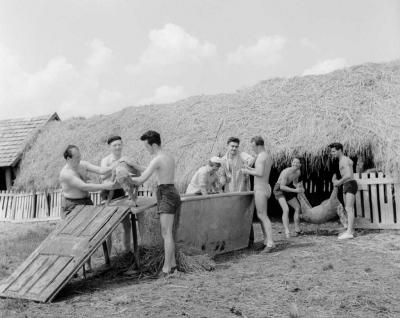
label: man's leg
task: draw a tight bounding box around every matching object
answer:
[288,198,301,234]
[160,213,176,273]
[345,193,355,234]
[278,197,290,238]
[254,192,274,248]
[122,215,132,253]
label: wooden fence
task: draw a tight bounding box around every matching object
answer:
[0,187,153,222]
[353,172,400,229]
[1,173,399,229]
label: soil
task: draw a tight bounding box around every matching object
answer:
[1,221,400,318]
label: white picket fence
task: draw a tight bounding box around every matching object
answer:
[0,187,153,222]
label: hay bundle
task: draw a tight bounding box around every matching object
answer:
[136,245,215,274]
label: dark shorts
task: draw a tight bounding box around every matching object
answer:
[156,184,181,215]
[343,179,358,195]
[62,197,93,218]
[273,183,298,201]
[100,188,126,201]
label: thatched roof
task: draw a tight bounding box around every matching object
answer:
[14,60,400,191]
[0,113,60,167]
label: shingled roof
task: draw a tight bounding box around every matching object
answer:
[0,113,60,167]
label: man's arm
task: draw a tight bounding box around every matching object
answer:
[82,160,115,175]
[131,157,159,185]
[242,155,265,177]
[63,174,116,192]
[240,152,255,167]
[279,173,302,193]
[119,156,146,172]
[100,157,112,181]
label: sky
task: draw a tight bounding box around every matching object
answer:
[0,0,399,120]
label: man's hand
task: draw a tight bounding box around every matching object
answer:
[103,181,117,190]
[241,168,249,175]
[296,188,305,194]
[332,179,340,187]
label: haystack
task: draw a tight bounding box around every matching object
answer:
[13,60,400,192]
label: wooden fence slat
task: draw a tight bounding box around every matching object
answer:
[361,173,372,222]
[369,173,380,224]
[377,172,389,225]
[354,174,363,218]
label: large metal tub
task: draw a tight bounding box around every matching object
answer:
[136,192,255,255]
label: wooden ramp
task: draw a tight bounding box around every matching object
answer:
[0,198,156,303]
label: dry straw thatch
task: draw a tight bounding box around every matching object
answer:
[14,60,400,191]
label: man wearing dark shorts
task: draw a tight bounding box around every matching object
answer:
[131,131,181,277]
[273,157,303,238]
[330,142,358,240]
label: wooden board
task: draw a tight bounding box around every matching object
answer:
[0,197,156,302]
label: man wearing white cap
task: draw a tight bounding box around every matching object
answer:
[186,157,223,195]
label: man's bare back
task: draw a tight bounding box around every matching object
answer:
[339,156,354,181]
[253,151,272,191]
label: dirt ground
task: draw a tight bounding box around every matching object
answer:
[1,220,400,318]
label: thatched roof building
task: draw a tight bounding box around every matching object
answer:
[0,113,60,190]
[13,60,400,191]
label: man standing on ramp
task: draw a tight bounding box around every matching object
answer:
[131,131,181,276]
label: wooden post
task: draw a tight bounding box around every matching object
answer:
[5,167,12,190]
[102,242,110,266]
[130,211,140,269]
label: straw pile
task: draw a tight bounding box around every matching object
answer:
[13,60,400,191]
[135,245,216,275]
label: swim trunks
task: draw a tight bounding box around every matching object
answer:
[273,183,298,201]
[254,183,272,199]
[62,196,93,218]
[343,179,358,195]
[100,188,126,201]
[156,184,181,214]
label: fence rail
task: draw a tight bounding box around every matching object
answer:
[0,187,153,222]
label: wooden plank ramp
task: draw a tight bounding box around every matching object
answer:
[0,197,156,303]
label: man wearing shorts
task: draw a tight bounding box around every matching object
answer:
[59,145,116,270]
[101,135,144,254]
[242,136,274,252]
[131,131,181,276]
[273,157,303,238]
[329,142,358,240]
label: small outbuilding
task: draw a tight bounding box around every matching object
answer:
[0,113,60,190]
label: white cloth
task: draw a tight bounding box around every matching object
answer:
[219,152,254,192]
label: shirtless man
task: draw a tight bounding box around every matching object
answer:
[329,142,358,240]
[273,157,303,238]
[59,144,116,271]
[131,131,181,276]
[242,136,274,251]
[101,136,144,255]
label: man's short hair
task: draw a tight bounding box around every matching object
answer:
[107,135,122,145]
[329,142,343,151]
[140,130,161,146]
[250,136,264,146]
[63,145,78,160]
[227,137,240,145]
